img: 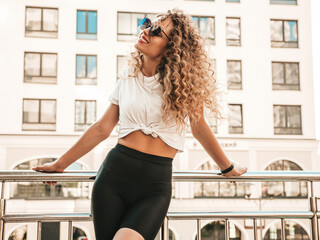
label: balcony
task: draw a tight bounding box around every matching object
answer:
[0,170,319,240]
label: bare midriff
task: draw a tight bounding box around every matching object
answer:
[117,130,178,158]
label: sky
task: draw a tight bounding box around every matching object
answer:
[311,0,320,141]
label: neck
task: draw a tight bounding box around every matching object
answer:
[141,55,160,77]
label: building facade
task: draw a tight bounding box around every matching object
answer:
[0,0,318,239]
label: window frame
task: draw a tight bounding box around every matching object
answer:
[76,9,98,40]
[22,98,57,131]
[75,54,98,85]
[272,61,300,90]
[227,59,242,90]
[226,16,241,46]
[25,6,59,38]
[74,99,97,131]
[24,51,58,84]
[117,11,158,42]
[273,104,302,135]
[270,19,299,48]
[191,15,216,44]
[228,103,243,134]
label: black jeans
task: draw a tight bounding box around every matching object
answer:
[90,143,173,240]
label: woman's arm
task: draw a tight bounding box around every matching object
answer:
[33,103,119,172]
[190,114,232,170]
[55,103,120,169]
[190,108,247,177]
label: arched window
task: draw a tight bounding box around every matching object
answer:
[264,220,309,240]
[11,158,90,199]
[194,220,241,240]
[8,225,88,240]
[8,225,27,240]
[262,160,307,198]
[72,226,88,240]
[194,161,248,198]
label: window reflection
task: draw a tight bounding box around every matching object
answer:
[270,20,298,48]
[194,221,241,240]
[262,160,307,198]
[263,220,309,240]
[194,161,248,198]
[11,158,90,199]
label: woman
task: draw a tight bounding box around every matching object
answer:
[32,8,247,240]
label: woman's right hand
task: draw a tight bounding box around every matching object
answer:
[221,162,247,183]
[32,159,65,186]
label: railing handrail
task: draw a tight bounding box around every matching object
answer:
[0,170,319,182]
[1,211,316,223]
[0,170,319,240]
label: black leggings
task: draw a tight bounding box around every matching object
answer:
[90,143,173,240]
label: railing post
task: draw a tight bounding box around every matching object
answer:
[37,221,41,240]
[308,181,319,240]
[280,218,286,240]
[0,181,5,240]
[225,219,229,240]
[197,219,201,240]
[68,220,73,240]
[253,218,258,240]
[161,216,169,240]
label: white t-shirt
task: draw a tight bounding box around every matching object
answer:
[108,67,186,153]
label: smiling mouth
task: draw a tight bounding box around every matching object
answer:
[139,34,149,43]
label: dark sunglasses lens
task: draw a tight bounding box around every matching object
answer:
[150,26,161,36]
[140,18,151,29]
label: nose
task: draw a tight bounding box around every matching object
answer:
[141,27,150,36]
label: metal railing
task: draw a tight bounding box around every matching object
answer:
[0,170,319,240]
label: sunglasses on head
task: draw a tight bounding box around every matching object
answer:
[139,17,170,41]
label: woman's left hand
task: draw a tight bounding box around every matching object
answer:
[221,162,247,183]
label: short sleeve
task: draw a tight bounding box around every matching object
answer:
[108,78,122,105]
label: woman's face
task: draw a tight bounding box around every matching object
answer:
[134,16,173,60]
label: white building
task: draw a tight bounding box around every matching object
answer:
[0,0,318,239]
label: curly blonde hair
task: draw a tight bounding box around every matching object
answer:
[128,8,225,135]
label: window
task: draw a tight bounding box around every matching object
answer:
[117,55,129,80]
[226,17,241,46]
[195,221,242,240]
[117,12,157,41]
[204,107,218,133]
[227,60,242,89]
[228,104,243,133]
[77,10,97,40]
[262,160,307,199]
[8,225,27,240]
[72,227,88,240]
[76,55,97,85]
[41,222,59,240]
[11,158,90,199]
[25,6,58,38]
[264,220,309,240]
[22,99,56,131]
[194,161,248,198]
[273,105,302,134]
[24,52,57,84]
[270,0,297,4]
[75,100,96,131]
[272,62,299,90]
[191,16,215,44]
[270,19,298,48]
